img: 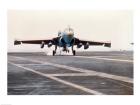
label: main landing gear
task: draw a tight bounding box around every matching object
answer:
[52,45,76,56]
[53,50,56,56]
[53,45,57,56]
[72,50,76,56]
[72,45,76,56]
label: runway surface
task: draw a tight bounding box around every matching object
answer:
[8,51,133,95]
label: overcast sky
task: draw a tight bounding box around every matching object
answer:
[8,10,133,52]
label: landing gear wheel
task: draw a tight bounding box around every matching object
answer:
[53,50,56,56]
[73,50,76,56]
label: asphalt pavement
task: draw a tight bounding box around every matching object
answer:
[8,51,133,95]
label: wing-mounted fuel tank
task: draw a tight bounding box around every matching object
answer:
[48,42,53,47]
[77,43,82,48]
[84,42,89,49]
[41,41,45,48]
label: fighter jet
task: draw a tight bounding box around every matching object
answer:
[14,26,111,56]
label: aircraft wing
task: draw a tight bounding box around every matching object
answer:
[14,39,52,45]
[74,38,111,47]
[14,37,59,47]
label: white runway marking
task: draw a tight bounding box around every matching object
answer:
[42,73,103,76]
[9,62,104,95]
[9,56,133,83]
[75,56,133,63]
[19,64,49,66]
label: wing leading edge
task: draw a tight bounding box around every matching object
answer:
[14,37,59,45]
[74,38,111,47]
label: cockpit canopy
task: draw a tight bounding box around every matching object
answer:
[64,27,74,35]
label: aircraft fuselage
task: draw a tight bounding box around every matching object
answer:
[14,26,111,56]
[58,27,75,50]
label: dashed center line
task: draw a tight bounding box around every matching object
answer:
[9,61,104,95]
